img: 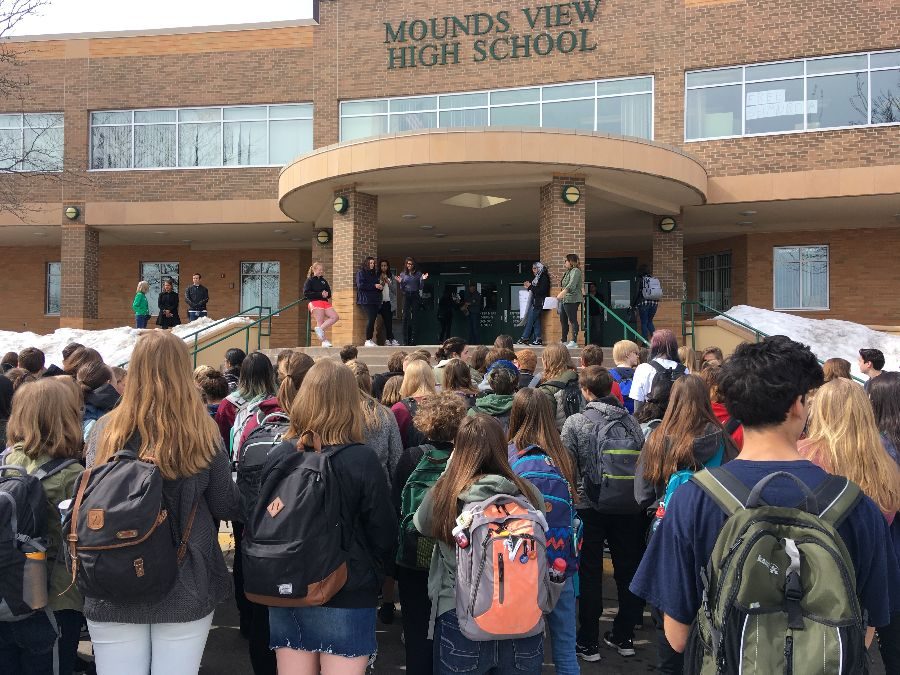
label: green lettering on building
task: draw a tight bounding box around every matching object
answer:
[384,1,601,70]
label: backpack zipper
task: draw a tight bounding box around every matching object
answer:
[784,634,793,675]
[498,552,504,604]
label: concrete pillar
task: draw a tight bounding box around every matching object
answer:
[60,217,99,329]
[329,186,377,346]
[650,215,684,337]
[539,175,586,345]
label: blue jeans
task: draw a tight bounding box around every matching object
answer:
[433,610,543,675]
[521,307,542,341]
[135,314,149,329]
[187,310,208,322]
[638,303,657,339]
[0,610,57,675]
[547,577,579,674]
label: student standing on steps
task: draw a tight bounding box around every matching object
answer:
[517,262,550,346]
[556,253,583,349]
[304,261,339,348]
[396,257,429,347]
[378,259,400,346]
[356,256,384,348]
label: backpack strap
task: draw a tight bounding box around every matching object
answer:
[690,467,751,517]
[813,475,862,529]
[33,458,79,481]
[649,361,666,376]
[609,369,622,383]
[176,498,201,564]
[723,417,741,436]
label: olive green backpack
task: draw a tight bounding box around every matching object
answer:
[685,468,868,675]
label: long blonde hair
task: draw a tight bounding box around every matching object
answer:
[136,280,149,294]
[399,359,437,399]
[286,359,363,447]
[7,378,83,459]
[346,360,380,428]
[94,331,220,479]
[801,379,900,514]
[541,342,574,380]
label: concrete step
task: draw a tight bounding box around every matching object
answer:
[261,344,614,375]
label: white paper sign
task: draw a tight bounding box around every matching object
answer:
[542,297,558,310]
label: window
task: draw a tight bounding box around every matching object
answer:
[241,262,280,314]
[0,113,64,172]
[140,262,180,316]
[340,77,654,142]
[46,262,61,315]
[773,246,829,310]
[697,252,732,311]
[686,49,900,140]
[90,104,313,170]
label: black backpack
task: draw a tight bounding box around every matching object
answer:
[544,379,583,418]
[650,361,687,385]
[400,397,427,448]
[0,459,78,620]
[242,438,353,607]
[236,411,292,522]
[63,445,199,603]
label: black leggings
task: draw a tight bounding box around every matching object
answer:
[364,303,380,340]
[560,302,580,341]
[378,301,394,341]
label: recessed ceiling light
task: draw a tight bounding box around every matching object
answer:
[32,231,46,236]
[434,233,448,238]
[442,193,510,209]
[737,221,754,226]
[402,214,417,220]
[419,225,434,230]
[273,228,286,234]
[182,239,192,243]
[460,266,468,269]
[739,210,758,217]
[154,230,168,235]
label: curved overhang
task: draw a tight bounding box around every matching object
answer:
[279,128,708,224]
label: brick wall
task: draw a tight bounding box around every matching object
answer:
[684,234,748,308]
[60,224,99,326]
[651,219,685,335]
[0,245,62,334]
[331,188,378,345]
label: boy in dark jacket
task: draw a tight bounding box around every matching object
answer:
[185,273,209,321]
[518,262,550,346]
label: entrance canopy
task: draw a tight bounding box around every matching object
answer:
[278,128,708,256]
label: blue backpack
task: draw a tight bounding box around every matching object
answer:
[508,443,582,577]
[609,368,634,414]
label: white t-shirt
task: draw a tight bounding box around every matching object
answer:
[382,282,391,303]
[629,358,690,402]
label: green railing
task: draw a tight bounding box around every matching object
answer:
[185,305,271,359]
[190,298,309,366]
[681,300,865,384]
[584,291,649,346]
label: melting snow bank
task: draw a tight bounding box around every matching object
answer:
[0,316,252,368]
[723,305,900,379]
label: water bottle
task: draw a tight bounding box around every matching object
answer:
[549,558,567,583]
[452,524,469,549]
[22,545,48,610]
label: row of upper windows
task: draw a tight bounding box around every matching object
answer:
[4,48,898,172]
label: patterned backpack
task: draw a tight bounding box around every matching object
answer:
[509,443,581,577]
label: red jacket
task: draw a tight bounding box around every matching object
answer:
[712,401,744,450]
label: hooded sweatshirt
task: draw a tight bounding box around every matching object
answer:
[413,474,544,637]
[561,397,644,511]
[468,393,514,433]
[539,369,580,430]
[633,422,738,513]
[82,383,121,439]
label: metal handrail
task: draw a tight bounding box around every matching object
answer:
[680,300,866,384]
[584,291,649,346]
[184,305,270,358]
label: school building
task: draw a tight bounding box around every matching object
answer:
[1,0,898,347]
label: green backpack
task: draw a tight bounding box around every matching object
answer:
[686,468,867,675]
[396,444,451,570]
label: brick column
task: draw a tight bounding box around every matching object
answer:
[539,175,586,345]
[651,216,684,337]
[330,187,377,346]
[60,219,99,329]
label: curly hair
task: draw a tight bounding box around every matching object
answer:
[413,392,468,442]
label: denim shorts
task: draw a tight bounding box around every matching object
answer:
[269,606,377,660]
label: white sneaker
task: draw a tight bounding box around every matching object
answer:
[390,339,400,346]
[364,340,377,347]
[321,340,332,348]
[566,340,578,349]
[315,326,325,341]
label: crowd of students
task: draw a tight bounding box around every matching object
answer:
[0,331,898,675]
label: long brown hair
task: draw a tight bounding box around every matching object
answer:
[801,378,900,514]
[508,388,578,494]
[640,374,725,485]
[443,358,476,394]
[430,414,537,543]
[94,331,220,479]
[276,352,314,412]
[286,359,363,447]
[7,378,83,460]
[541,343,574,380]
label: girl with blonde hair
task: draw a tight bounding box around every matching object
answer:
[538,342,579,429]
[270,359,396,675]
[133,280,151,328]
[303,261,339,348]
[84,330,239,675]
[4,378,85,675]
[392,359,438,447]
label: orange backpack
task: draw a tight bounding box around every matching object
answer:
[454,494,562,640]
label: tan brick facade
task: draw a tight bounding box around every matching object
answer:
[0,0,896,346]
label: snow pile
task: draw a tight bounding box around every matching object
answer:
[723,305,900,379]
[0,316,252,367]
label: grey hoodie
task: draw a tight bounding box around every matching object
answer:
[414,474,543,638]
[633,422,736,513]
[561,397,644,510]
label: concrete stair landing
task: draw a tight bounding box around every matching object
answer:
[262,344,614,375]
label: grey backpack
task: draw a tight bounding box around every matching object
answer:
[454,493,562,641]
[583,408,644,513]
